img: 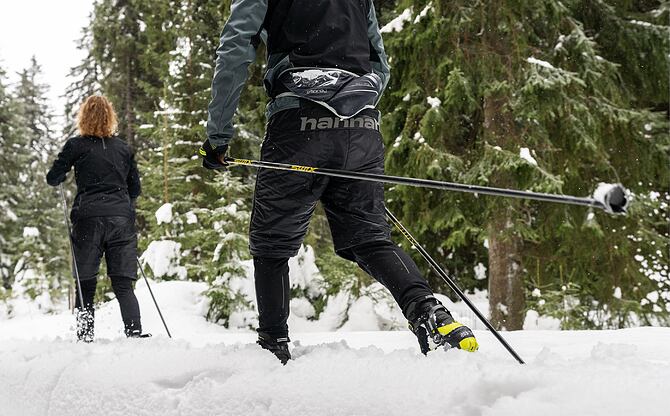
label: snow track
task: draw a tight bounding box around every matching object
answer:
[1,281,668,416]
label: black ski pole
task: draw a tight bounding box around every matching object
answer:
[224,157,629,214]
[136,258,172,338]
[385,208,525,364]
[59,184,86,313]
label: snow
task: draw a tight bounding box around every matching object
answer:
[426,96,441,108]
[527,56,555,69]
[5,207,18,221]
[413,2,433,24]
[646,291,659,303]
[474,262,487,280]
[613,287,622,299]
[140,240,187,280]
[287,245,325,298]
[185,211,198,224]
[156,202,174,224]
[413,131,426,144]
[22,226,40,238]
[1,279,669,415]
[519,147,538,165]
[381,8,412,33]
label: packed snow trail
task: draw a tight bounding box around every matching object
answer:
[1,281,668,416]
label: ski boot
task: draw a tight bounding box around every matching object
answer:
[407,296,478,354]
[124,321,152,339]
[257,332,291,365]
[76,307,95,343]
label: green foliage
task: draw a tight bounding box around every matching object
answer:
[0,58,71,310]
[381,0,669,327]
[4,0,666,331]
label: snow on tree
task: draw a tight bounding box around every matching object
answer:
[380,0,669,329]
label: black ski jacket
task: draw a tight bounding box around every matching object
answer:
[206,0,390,147]
[46,135,141,222]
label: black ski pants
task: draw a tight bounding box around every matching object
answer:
[250,103,433,339]
[72,216,141,330]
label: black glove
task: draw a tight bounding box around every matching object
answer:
[199,139,228,170]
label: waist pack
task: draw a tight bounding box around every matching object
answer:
[276,67,382,119]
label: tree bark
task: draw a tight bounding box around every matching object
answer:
[488,209,525,330]
[484,93,526,330]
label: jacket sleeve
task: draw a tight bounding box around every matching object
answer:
[368,2,391,101]
[127,151,141,199]
[46,139,76,187]
[206,0,268,148]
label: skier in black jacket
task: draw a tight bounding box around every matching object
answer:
[200,0,478,363]
[47,95,148,342]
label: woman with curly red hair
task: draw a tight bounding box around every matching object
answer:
[47,95,149,342]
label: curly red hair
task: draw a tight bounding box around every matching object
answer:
[77,95,118,138]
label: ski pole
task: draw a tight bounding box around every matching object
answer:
[223,157,526,363]
[136,258,172,338]
[386,208,525,364]
[223,157,629,214]
[59,184,86,313]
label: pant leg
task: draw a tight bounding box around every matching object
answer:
[111,276,141,331]
[103,216,141,331]
[249,131,332,258]
[104,216,138,280]
[254,256,291,340]
[71,217,105,281]
[322,128,433,316]
[342,241,433,316]
[75,278,97,311]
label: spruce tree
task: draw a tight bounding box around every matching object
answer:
[380,0,669,329]
[141,0,269,325]
[4,58,70,310]
[63,23,103,136]
[0,64,19,293]
[89,0,165,148]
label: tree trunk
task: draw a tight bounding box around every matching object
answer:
[488,210,525,330]
[483,93,526,330]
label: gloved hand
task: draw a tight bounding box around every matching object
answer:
[199,139,228,170]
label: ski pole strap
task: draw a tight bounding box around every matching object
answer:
[225,157,627,214]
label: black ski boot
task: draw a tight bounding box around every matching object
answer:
[407,296,478,354]
[124,321,152,339]
[257,332,291,365]
[76,307,95,343]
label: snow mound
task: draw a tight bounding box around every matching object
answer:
[1,280,669,415]
[141,240,187,280]
[155,202,174,224]
[1,329,669,416]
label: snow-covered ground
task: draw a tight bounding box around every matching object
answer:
[1,280,668,416]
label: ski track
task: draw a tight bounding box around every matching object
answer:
[1,281,668,416]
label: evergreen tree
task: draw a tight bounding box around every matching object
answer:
[3,58,70,310]
[63,23,103,136]
[380,0,669,329]
[0,64,19,293]
[89,0,165,148]
[134,0,264,324]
